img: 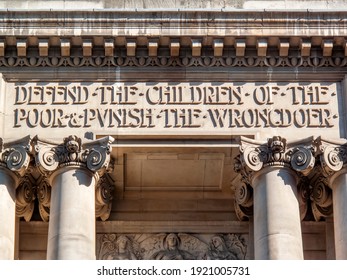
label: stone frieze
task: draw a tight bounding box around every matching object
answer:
[96,233,248,260]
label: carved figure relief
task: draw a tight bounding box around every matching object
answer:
[97,233,248,260]
[205,234,246,260]
[150,233,195,260]
[99,234,139,260]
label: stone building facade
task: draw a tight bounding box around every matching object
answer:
[0,0,346,260]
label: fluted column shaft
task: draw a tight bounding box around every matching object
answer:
[252,166,303,259]
[47,167,97,259]
[0,169,16,260]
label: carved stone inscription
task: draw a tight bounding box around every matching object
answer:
[7,82,340,138]
[96,233,248,260]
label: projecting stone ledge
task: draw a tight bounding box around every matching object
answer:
[0,0,346,10]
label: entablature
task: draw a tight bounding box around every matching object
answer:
[0,10,346,71]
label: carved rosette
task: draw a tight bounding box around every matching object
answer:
[235,136,315,184]
[95,175,115,221]
[16,175,36,222]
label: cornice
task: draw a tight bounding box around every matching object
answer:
[0,10,345,69]
[0,10,346,36]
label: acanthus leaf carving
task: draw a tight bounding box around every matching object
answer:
[16,175,36,222]
[297,179,311,221]
[310,176,333,221]
[37,180,51,222]
[95,174,114,221]
[234,183,253,221]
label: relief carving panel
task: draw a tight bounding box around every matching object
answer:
[96,233,248,260]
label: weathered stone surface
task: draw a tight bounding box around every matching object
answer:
[4,81,342,140]
[0,1,346,261]
[96,232,248,260]
[1,0,346,10]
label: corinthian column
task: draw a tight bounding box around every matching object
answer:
[0,137,31,259]
[34,135,114,260]
[317,137,347,259]
[235,136,315,260]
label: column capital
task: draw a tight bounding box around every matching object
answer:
[235,136,316,184]
[0,136,32,185]
[315,137,347,184]
[34,135,114,183]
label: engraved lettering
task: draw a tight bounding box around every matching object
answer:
[253,86,274,105]
[14,108,26,127]
[294,109,306,127]
[15,86,28,105]
[208,109,228,127]
[229,109,244,128]
[10,82,338,132]
[52,86,69,104]
[29,86,46,104]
